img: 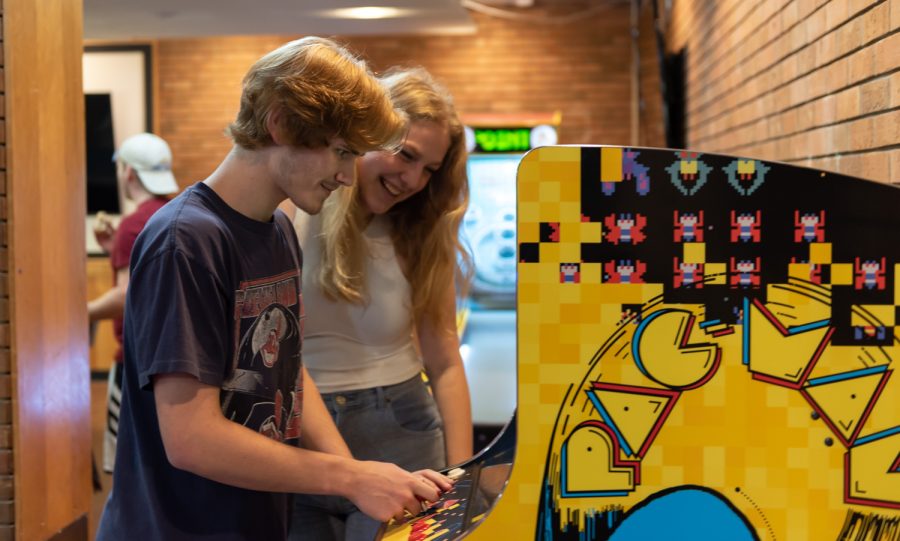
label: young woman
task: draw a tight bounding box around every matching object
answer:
[290,67,473,540]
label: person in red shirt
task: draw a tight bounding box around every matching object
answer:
[88,132,179,473]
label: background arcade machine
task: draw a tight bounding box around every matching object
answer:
[457,113,561,452]
[380,145,900,541]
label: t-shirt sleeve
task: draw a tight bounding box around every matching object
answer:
[110,214,143,271]
[127,248,231,390]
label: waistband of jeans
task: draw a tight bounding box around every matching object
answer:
[320,374,424,406]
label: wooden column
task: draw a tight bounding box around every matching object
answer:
[3,0,91,539]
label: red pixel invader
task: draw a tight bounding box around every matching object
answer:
[673,210,704,242]
[854,257,886,290]
[730,210,761,243]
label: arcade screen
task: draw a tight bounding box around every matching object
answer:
[462,154,522,308]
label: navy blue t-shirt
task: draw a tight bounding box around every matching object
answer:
[97,182,305,541]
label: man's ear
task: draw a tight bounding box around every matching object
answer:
[266,107,287,146]
[127,165,141,183]
[126,167,145,193]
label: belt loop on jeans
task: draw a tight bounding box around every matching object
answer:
[375,385,387,409]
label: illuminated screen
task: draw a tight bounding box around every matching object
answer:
[462,154,522,308]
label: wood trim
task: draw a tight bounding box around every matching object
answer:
[87,257,116,372]
[4,0,92,539]
[47,516,87,541]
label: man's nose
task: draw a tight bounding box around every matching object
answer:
[335,160,356,186]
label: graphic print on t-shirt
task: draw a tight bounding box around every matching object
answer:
[222,270,303,442]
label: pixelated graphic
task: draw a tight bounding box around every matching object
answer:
[855,257,887,290]
[795,210,826,243]
[673,258,704,288]
[604,259,646,284]
[601,148,651,196]
[459,146,899,541]
[724,159,771,196]
[665,151,712,196]
[604,213,647,245]
[560,263,580,284]
[674,210,704,242]
[729,257,761,288]
[730,210,761,243]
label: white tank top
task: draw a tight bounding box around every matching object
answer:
[294,212,422,393]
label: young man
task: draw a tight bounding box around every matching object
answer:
[97,37,450,541]
[88,132,179,474]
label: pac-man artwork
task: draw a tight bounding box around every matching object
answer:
[377,146,899,541]
[471,146,899,541]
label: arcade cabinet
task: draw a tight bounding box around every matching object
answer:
[459,113,560,452]
[379,145,900,541]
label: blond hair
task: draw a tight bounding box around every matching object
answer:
[318,67,472,330]
[227,37,406,153]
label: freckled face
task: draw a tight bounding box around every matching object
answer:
[356,120,451,216]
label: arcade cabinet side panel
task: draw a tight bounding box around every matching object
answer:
[467,146,588,540]
[471,145,900,540]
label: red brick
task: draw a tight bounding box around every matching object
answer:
[872,110,900,148]
[860,77,890,114]
[847,116,875,152]
[889,149,900,182]
[893,0,900,30]
[836,87,861,121]
[863,3,890,41]
[891,71,900,108]
[873,32,900,73]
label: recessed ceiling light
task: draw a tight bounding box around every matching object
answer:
[320,7,415,19]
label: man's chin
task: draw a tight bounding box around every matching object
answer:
[295,196,326,215]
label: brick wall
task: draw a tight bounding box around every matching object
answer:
[0,0,12,537]
[156,6,641,186]
[667,0,898,183]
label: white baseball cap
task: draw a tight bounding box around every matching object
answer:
[114,133,179,195]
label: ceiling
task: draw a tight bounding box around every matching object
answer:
[83,0,481,40]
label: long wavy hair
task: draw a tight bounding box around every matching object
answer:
[317,66,472,331]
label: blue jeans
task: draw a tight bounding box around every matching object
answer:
[289,375,446,541]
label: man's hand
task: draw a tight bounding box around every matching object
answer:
[345,463,452,522]
[93,211,117,253]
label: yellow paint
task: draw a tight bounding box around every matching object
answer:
[590,387,676,457]
[805,371,886,442]
[634,310,719,388]
[831,263,854,285]
[737,160,756,175]
[565,425,634,492]
[600,147,623,182]
[464,147,899,541]
[683,242,706,264]
[809,242,832,264]
[847,432,900,507]
[746,301,831,384]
